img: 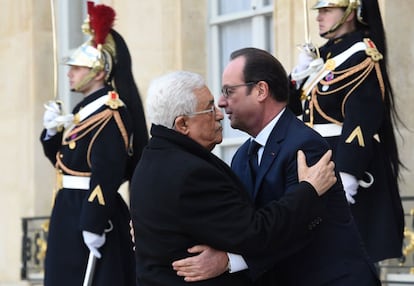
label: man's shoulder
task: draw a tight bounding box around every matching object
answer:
[282,118,331,152]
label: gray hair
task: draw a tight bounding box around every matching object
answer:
[146,70,205,128]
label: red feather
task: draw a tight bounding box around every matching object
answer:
[88,2,116,47]
[87,1,94,15]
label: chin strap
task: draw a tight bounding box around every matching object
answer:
[320,0,361,38]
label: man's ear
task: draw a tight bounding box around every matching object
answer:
[346,10,356,22]
[256,80,269,101]
[173,116,190,135]
[95,70,106,81]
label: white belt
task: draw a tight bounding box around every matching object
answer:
[62,175,90,190]
[308,123,380,142]
[311,123,342,137]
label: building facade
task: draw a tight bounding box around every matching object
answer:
[0,0,413,284]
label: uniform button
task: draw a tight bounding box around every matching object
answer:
[305,109,310,115]
[307,96,311,100]
[59,154,63,158]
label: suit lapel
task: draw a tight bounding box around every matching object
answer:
[252,110,293,200]
[232,140,256,199]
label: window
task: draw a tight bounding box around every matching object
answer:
[208,0,274,164]
[55,0,87,113]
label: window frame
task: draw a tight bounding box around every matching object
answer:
[207,0,274,163]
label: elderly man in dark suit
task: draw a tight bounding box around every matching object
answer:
[172,48,380,286]
[130,70,337,286]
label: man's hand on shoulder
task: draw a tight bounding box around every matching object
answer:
[297,150,336,196]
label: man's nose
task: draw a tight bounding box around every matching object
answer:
[215,106,224,120]
[218,94,227,108]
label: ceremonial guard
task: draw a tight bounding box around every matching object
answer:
[289,0,404,263]
[40,2,148,285]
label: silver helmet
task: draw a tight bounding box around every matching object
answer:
[312,0,366,36]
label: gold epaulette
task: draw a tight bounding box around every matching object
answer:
[105,91,124,109]
[364,38,383,62]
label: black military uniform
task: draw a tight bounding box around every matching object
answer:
[289,30,404,262]
[41,87,137,285]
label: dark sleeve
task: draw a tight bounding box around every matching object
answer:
[39,129,63,166]
[335,70,384,178]
[179,168,324,279]
[287,76,304,116]
[80,114,129,234]
[246,181,324,280]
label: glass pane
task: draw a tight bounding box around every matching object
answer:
[219,19,252,139]
[68,0,86,49]
[265,15,274,52]
[218,0,250,15]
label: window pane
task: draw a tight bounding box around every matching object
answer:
[265,15,274,52]
[219,19,252,139]
[219,19,252,72]
[68,0,86,49]
[208,0,274,164]
[218,0,250,15]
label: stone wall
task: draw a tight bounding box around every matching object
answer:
[0,0,412,284]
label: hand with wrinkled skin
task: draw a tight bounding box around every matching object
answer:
[172,245,228,282]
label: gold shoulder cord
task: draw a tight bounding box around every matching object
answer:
[84,110,128,167]
[53,92,130,203]
[310,38,385,126]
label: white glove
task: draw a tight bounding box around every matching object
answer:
[54,113,75,129]
[82,231,106,259]
[291,43,325,85]
[293,50,315,75]
[340,172,359,204]
[43,101,62,136]
[43,101,74,135]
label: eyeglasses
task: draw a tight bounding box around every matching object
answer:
[172,106,217,128]
[186,105,216,117]
[221,82,257,99]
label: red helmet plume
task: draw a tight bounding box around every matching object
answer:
[87,1,116,47]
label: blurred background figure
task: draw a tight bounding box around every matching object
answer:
[289,0,404,263]
[40,2,147,285]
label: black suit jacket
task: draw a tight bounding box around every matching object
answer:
[232,109,380,286]
[131,124,327,286]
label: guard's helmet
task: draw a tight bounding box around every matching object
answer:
[63,1,149,178]
[312,0,350,9]
[64,1,116,90]
[312,0,366,37]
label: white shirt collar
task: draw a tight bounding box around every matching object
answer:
[250,108,285,163]
[252,107,285,146]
